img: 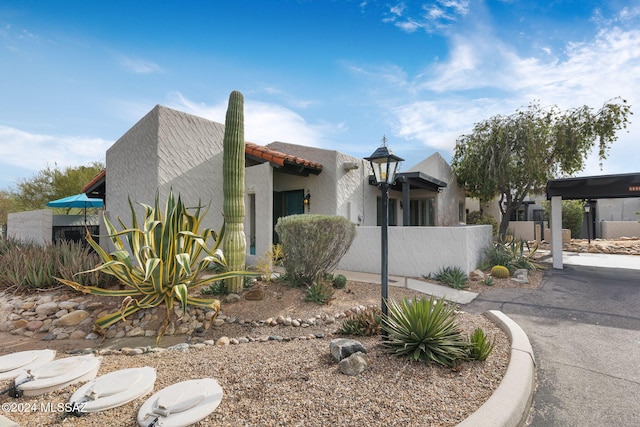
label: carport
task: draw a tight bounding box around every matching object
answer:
[546,172,640,269]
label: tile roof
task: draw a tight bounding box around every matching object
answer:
[81,169,106,194]
[245,142,323,173]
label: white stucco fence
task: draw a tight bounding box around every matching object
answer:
[338,224,493,277]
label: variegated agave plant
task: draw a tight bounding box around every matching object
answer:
[56,190,254,342]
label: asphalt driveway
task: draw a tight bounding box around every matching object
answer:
[464,265,640,427]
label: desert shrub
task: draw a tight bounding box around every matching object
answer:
[468,328,495,361]
[332,273,347,289]
[275,214,356,287]
[542,199,584,238]
[0,238,115,289]
[466,210,499,236]
[255,244,284,282]
[428,266,469,289]
[305,281,334,305]
[382,296,470,367]
[480,238,541,272]
[339,306,382,336]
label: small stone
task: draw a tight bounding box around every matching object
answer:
[292,319,301,327]
[14,319,28,329]
[339,352,368,376]
[244,288,264,300]
[225,294,242,303]
[216,337,230,346]
[52,310,89,327]
[54,309,69,318]
[58,301,79,310]
[330,338,367,362]
[85,332,100,340]
[56,333,69,340]
[212,319,226,327]
[69,330,86,340]
[35,302,59,316]
[166,343,190,352]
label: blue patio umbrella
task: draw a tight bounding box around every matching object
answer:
[46,193,104,223]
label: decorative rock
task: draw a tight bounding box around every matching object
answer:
[14,319,28,329]
[54,309,69,318]
[470,269,485,281]
[166,343,190,352]
[58,301,79,310]
[212,319,226,327]
[52,310,89,327]
[224,293,241,303]
[69,330,86,340]
[512,269,529,284]
[244,288,264,300]
[216,337,230,346]
[26,320,43,331]
[85,332,100,340]
[338,352,368,375]
[330,338,367,362]
[35,302,59,316]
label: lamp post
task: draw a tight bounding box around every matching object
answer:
[584,202,591,244]
[365,136,404,336]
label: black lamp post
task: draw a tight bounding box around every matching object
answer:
[365,136,404,335]
[584,202,591,244]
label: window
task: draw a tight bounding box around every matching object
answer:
[409,198,435,226]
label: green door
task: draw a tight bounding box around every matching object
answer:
[273,190,305,244]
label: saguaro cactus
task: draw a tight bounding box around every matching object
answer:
[222,90,247,293]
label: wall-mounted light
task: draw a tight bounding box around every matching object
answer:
[303,191,311,211]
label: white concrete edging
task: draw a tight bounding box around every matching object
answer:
[457,310,536,427]
[0,414,20,427]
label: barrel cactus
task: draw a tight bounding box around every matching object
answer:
[222,90,247,293]
[490,265,510,278]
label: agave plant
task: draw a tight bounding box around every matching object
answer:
[382,296,470,367]
[55,190,253,342]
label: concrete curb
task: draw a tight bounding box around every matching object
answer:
[458,310,536,427]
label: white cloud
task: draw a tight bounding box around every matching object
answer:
[167,92,345,148]
[119,56,163,74]
[0,126,109,171]
[378,12,640,170]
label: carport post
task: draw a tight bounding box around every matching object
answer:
[551,196,563,269]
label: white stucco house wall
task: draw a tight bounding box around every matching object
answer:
[77,104,490,276]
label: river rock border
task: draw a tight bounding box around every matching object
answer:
[0,291,376,349]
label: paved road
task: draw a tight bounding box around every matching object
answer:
[464,265,640,427]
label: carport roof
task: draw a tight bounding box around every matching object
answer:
[546,172,640,200]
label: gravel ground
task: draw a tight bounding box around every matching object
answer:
[0,311,509,427]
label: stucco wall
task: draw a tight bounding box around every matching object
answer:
[7,210,53,245]
[338,224,492,276]
[601,221,640,239]
[245,162,273,257]
[596,199,640,221]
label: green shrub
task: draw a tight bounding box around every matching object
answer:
[332,273,347,289]
[430,266,469,289]
[339,306,382,336]
[542,199,584,238]
[468,328,495,361]
[382,296,470,367]
[466,210,499,236]
[275,214,356,286]
[305,281,334,305]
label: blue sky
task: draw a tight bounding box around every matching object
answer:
[1,0,639,191]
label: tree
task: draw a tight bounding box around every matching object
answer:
[452,99,632,238]
[12,162,104,212]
